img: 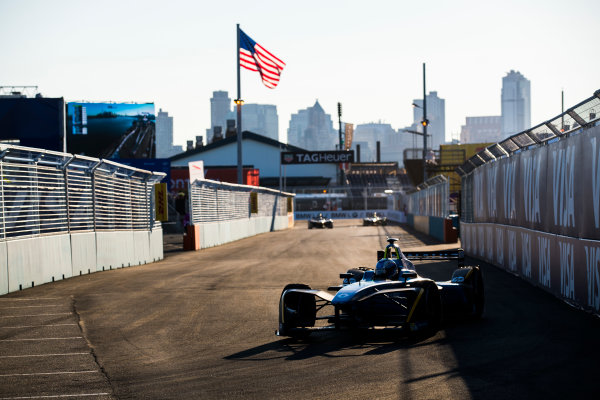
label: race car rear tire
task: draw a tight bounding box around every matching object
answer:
[451,266,484,319]
[278,284,316,338]
[470,267,484,318]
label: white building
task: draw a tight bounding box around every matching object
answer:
[501,70,531,137]
[412,91,446,150]
[287,100,337,151]
[170,131,337,187]
[460,116,502,143]
[156,109,182,158]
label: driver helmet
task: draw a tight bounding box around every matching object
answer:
[374,259,399,281]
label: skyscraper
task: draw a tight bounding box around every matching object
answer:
[412,91,446,150]
[209,91,231,143]
[501,70,531,137]
[460,116,502,143]
[287,100,337,150]
[352,122,411,165]
[241,104,279,141]
[156,109,182,158]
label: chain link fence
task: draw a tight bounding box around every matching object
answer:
[0,144,164,240]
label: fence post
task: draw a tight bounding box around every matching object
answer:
[0,158,5,240]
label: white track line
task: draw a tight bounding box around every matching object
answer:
[0,337,83,342]
[0,353,88,358]
[0,324,78,329]
[0,314,72,318]
[0,305,64,309]
[0,394,110,399]
[0,370,97,377]
[0,298,62,301]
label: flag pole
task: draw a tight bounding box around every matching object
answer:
[236,23,243,184]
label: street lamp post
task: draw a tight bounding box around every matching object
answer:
[422,62,428,183]
[337,102,344,186]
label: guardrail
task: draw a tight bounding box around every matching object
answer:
[456,89,600,177]
[0,144,165,295]
[401,176,456,243]
[188,179,294,249]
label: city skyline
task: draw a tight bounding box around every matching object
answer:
[1,0,598,149]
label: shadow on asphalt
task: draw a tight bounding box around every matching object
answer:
[224,329,444,362]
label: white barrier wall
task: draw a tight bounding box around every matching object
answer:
[71,232,97,276]
[0,229,163,295]
[198,215,290,249]
[149,227,164,262]
[0,242,7,295]
[7,235,73,291]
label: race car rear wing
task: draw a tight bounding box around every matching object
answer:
[378,249,464,267]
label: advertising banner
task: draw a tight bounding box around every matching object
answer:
[577,128,600,240]
[66,102,155,159]
[281,150,354,165]
[188,160,205,184]
[344,123,354,150]
[465,125,600,241]
[154,183,168,222]
[461,222,600,313]
[518,146,546,231]
[544,134,580,238]
[0,97,65,152]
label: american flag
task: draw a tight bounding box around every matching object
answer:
[239,29,285,89]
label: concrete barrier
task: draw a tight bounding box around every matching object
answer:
[461,221,600,314]
[149,227,164,262]
[414,215,430,235]
[133,231,151,266]
[71,232,97,275]
[7,235,72,291]
[1,228,163,295]
[405,214,457,243]
[96,231,135,270]
[194,215,292,250]
[0,242,6,295]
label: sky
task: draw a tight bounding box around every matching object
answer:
[1,0,599,147]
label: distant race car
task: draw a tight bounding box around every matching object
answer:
[362,212,387,226]
[277,237,484,338]
[308,214,334,229]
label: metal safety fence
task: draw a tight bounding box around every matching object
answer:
[404,175,448,218]
[457,89,600,176]
[0,144,165,240]
[189,179,292,224]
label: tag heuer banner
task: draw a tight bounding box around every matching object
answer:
[281,151,354,165]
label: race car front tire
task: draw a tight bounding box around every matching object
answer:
[278,284,316,338]
[407,281,442,338]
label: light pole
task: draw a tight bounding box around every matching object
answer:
[337,102,344,186]
[421,63,428,183]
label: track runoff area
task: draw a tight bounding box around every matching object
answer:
[1,220,599,399]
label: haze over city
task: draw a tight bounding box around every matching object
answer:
[1,0,598,145]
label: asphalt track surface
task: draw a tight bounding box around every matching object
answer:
[1,220,600,399]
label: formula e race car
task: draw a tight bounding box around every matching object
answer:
[362,212,387,226]
[308,214,334,229]
[277,238,484,338]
